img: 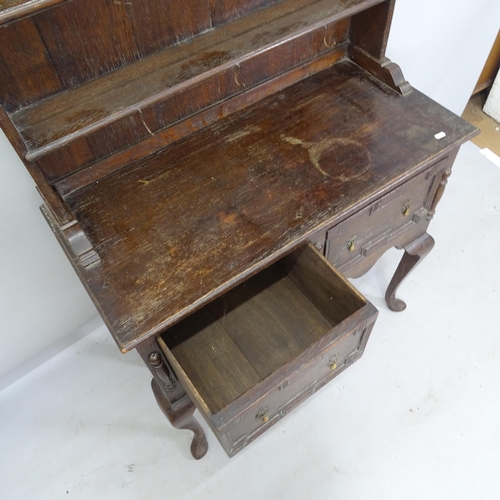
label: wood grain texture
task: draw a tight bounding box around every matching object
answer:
[11,0,369,160]
[282,244,365,325]
[162,244,372,416]
[211,302,377,432]
[349,0,395,59]
[34,0,139,88]
[55,48,346,195]
[85,112,151,160]
[34,137,95,179]
[61,61,476,352]
[348,45,411,96]
[67,138,96,168]
[157,246,378,451]
[28,32,348,182]
[212,0,280,25]
[324,155,453,278]
[34,148,77,180]
[0,0,68,26]
[0,17,63,111]
[208,263,332,379]
[0,0,478,459]
[167,308,262,414]
[128,0,211,56]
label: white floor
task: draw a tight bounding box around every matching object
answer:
[1,142,499,500]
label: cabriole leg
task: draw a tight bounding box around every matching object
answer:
[136,337,208,460]
[385,232,435,312]
[151,378,208,460]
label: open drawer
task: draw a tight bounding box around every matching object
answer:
[158,244,377,456]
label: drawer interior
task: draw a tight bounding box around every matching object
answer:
[161,244,367,415]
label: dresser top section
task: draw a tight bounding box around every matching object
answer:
[61,62,476,351]
[1,0,391,191]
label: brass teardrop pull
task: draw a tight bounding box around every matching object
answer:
[347,236,356,252]
[402,201,410,217]
[256,406,269,422]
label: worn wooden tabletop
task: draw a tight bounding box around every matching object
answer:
[64,61,476,351]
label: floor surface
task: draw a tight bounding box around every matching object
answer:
[1,141,499,500]
[463,91,500,156]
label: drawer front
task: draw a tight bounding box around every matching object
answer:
[219,317,376,457]
[325,158,449,277]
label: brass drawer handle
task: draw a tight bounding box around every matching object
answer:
[256,406,269,422]
[402,201,411,217]
[347,236,356,252]
[328,357,337,370]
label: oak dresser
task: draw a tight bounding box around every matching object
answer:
[0,0,477,458]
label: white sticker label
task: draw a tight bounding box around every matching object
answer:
[434,131,446,140]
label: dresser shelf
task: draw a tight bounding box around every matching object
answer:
[8,0,381,169]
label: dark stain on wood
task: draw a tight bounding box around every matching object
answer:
[59,61,476,351]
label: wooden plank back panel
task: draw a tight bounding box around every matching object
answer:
[34,0,139,88]
[34,148,76,180]
[0,17,63,111]
[85,113,151,160]
[128,0,212,57]
[0,0,211,111]
[1,0,313,113]
[13,0,356,151]
[67,137,96,169]
[34,137,96,180]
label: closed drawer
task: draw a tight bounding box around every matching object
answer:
[325,157,450,277]
[159,244,377,457]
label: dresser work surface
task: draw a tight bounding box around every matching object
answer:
[60,61,474,352]
[1,0,476,459]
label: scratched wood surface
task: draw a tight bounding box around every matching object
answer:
[14,18,349,165]
[1,0,377,111]
[164,245,365,415]
[0,0,276,26]
[63,61,476,352]
[7,0,369,169]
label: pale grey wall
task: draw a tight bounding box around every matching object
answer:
[387,0,500,115]
[1,0,499,378]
